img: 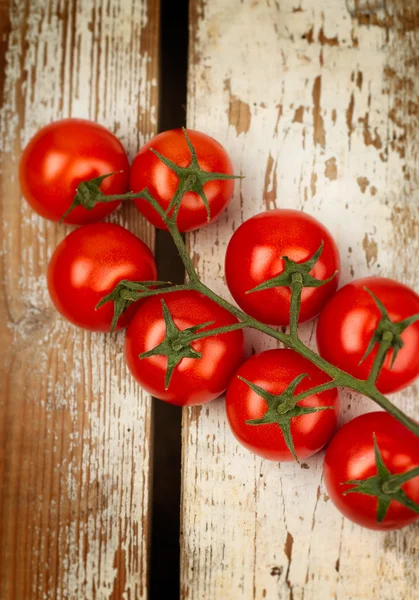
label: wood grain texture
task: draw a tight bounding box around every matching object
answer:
[0,1,159,598]
[182,1,419,598]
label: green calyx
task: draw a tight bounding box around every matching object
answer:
[246,241,337,295]
[139,299,214,389]
[343,434,419,522]
[150,127,241,222]
[60,171,135,222]
[360,287,419,371]
[96,280,171,333]
[242,374,334,462]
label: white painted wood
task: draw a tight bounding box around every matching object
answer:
[0,1,159,598]
[182,1,419,598]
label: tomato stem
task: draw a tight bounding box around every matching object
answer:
[343,435,419,521]
[95,192,147,202]
[139,299,206,390]
[382,466,419,494]
[149,128,241,224]
[139,189,199,283]
[367,335,393,385]
[360,287,419,374]
[123,136,419,440]
[241,373,334,462]
[358,385,419,436]
[96,282,194,333]
[59,172,147,222]
[289,273,303,339]
[245,242,336,341]
[156,229,419,438]
[185,321,249,342]
[291,379,339,403]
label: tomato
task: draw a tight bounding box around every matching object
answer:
[324,412,419,530]
[316,277,419,394]
[226,349,339,461]
[47,223,157,332]
[125,291,244,406]
[225,210,340,326]
[20,119,129,224]
[129,129,235,232]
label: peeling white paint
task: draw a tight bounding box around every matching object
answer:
[183,0,419,598]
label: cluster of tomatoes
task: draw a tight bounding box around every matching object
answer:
[20,119,419,531]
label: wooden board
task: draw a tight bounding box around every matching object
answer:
[182,1,419,598]
[0,1,159,598]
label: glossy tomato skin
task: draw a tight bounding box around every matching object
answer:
[226,349,339,461]
[125,291,244,406]
[20,119,129,224]
[47,223,157,332]
[129,129,235,232]
[225,210,340,326]
[324,412,419,530]
[316,277,419,394]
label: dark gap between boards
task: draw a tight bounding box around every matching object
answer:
[149,0,189,599]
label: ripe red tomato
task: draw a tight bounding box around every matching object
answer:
[129,129,235,232]
[47,223,157,332]
[225,210,340,326]
[226,349,339,461]
[125,291,244,406]
[324,412,419,530]
[316,277,419,394]
[20,119,129,224]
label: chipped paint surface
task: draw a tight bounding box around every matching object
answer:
[363,232,379,267]
[224,78,252,136]
[0,0,159,598]
[325,156,337,180]
[357,176,370,193]
[183,0,419,598]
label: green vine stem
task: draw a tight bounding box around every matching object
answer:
[85,132,419,440]
[200,280,419,435]
[289,273,303,339]
[290,380,339,403]
[184,321,249,342]
[118,283,191,301]
[129,189,419,438]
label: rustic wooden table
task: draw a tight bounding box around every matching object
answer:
[1,1,419,599]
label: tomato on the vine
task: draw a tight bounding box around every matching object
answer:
[225,209,340,326]
[47,223,157,332]
[226,349,339,461]
[20,119,129,224]
[324,412,419,530]
[129,129,235,232]
[316,277,419,394]
[125,291,244,406]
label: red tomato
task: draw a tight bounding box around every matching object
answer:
[225,210,340,326]
[129,129,235,232]
[47,223,157,332]
[125,291,244,406]
[20,119,129,224]
[316,277,419,394]
[324,412,419,530]
[226,349,339,461]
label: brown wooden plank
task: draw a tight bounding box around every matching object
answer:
[0,1,159,598]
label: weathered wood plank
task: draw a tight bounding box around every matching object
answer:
[0,1,159,598]
[182,1,419,598]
